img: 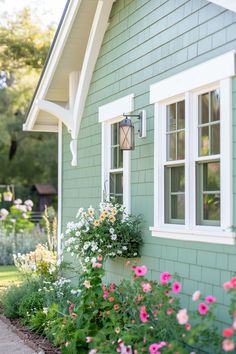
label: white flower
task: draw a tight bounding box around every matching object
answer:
[133,252,137,256]
[117,250,122,255]
[14,198,22,205]
[83,242,90,250]
[111,234,117,241]
[71,252,74,257]
[76,207,84,218]
[83,280,92,288]
[75,231,81,236]
[122,246,127,250]
[91,257,97,264]
[109,228,114,234]
[43,307,48,314]
[107,245,112,249]
[85,257,90,263]
[0,208,9,219]
[67,247,71,252]
[24,199,33,208]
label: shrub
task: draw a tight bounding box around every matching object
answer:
[0,277,44,318]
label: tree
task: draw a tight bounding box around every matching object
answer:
[0,8,57,190]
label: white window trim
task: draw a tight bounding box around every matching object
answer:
[150,51,235,245]
[99,94,134,213]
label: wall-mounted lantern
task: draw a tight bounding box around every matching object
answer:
[119,110,146,151]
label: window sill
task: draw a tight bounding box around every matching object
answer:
[150,226,235,245]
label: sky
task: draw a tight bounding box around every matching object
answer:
[0,0,68,25]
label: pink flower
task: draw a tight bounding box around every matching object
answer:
[192,290,201,301]
[149,342,167,353]
[230,277,236,288]
[205,295,216,303]
[176,308,189,325]
[97,255,103,261]
[140,305,149,323]
[223,281,232,290]
[141,282,152,293]
[166,308,173,315]
[222,339,235,351]
[172,281,182,294]
[134,265,148,277]
[160,272,171,284]
[103,290,109,299]
[186,323,191,331]
[86,337,93,343]
[198,302,209,315]
[96,263,102,268]
[223,328,234,337]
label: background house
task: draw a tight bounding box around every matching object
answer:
[24,0,236,327]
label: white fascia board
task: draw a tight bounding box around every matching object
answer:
[24,0,83,131]
[99,94,134,123]
[150,51,236,103]
[208,0,236,12]
[72,0,115,139]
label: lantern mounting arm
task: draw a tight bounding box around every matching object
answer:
[122,110,146,138]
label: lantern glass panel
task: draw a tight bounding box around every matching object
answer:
[119,121,134,150]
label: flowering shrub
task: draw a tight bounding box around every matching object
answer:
[1,198,34,234]
[13,243,58,278]
[64,203,142,269]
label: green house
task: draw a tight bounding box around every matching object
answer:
[24,0,236,326]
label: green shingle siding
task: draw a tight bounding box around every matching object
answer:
[61,0,236,326]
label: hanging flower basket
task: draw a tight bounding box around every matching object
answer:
[3,191,13,202]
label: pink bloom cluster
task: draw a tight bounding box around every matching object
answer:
[149,341,167,354]
[223,277,236,290]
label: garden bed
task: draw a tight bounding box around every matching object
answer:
[0,312,61,354]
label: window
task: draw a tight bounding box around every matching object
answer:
[165,101,185,224]
[109,123,123,204]
[150,51,235,244]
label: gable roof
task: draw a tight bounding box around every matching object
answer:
[23,0,236,135]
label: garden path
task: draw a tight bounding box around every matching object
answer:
[0,318,37,353]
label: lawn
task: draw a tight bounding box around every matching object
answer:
[0,265,21,291]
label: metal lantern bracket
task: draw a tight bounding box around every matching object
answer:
[123,110,146,138]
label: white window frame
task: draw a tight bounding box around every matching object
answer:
[99,94,134,213]
[150,51,236,245]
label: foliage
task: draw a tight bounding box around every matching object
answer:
[64,202,143,269]
[0,8,57,188]
[0,277,44,318]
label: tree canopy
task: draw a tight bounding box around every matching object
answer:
[0,8,57,190]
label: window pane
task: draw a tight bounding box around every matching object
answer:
[199,126,209,156]
[111,147,118,169]
[167,104,176,131]
[203,194,220,221]
[109,172,123,204]
[165,166,185,224]
[177,101,185,129]
[111,123,118,145]
[199,93,209,124]
[211,124,220,155]
[203,162,220,191]
[171,195,185,220]
[211,89,220,122]
[171,166,185,192]
[119,148,123,168]
[197,161,220,225]
[177,131,185,160]
[167,133,176,161]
